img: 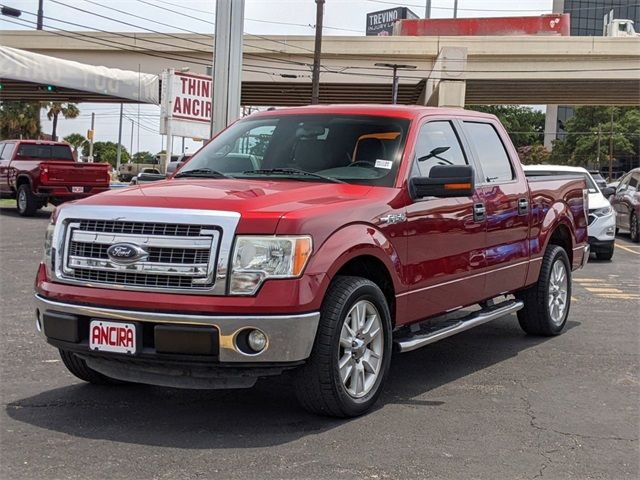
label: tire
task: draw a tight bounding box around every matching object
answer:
[59,349,124,385]
[630,212,640,243]
[596,246,614,261]
[16,184,39,217]
[294,276,392,418]
[515,245,572,336]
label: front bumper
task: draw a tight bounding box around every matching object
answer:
[35,295,320,364]
[588,236,615,254]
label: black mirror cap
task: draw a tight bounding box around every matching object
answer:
[409,165,475,199]
[601,187,616,197]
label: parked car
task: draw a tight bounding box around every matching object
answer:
[165,153,192,177]
[35,105,588,417]
[610,167,640,242]
[129,168,165,185]
[524,165,616,260]
[117,161,159,182]
[0,139,111,216]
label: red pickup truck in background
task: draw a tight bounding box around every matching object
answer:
[0,139,111,216]
[34,105,589,417]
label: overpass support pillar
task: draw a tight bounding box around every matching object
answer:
[420,46,467,108]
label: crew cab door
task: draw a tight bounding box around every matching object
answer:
[0,142,15,195]
[403,119,487,323]
[460,120,530,299]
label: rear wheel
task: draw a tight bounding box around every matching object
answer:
[59,349,124,385]
[630,212,639,243]
[294,276,392,417]
[16,184,39,216]
[516,245,571,336]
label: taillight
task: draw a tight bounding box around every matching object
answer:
[40,166,49,184]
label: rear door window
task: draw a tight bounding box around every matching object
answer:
[463,122,514,183]
[0,143,14,160]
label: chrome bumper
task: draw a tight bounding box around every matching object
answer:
[580,244,590,269]
[35,295,320,363]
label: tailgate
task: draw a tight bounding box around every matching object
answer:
[42,162,110,186]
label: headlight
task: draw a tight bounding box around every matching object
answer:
[591,206,612,217]
[229,236,312,295]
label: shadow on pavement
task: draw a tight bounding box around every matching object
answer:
[6,316,580,449]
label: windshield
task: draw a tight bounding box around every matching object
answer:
[16,144,73,161]
[176,114,410,187]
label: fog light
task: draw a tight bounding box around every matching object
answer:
[247,329,267,352]
[606,226,615,235]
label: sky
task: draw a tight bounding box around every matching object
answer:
[1,0,554,155]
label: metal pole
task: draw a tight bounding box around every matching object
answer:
[116,103,123,170]
[182,136,185,153]
[37,0,43,30]
[391,66,399,104]
[596,126,601,169]
[129,119,134,159]
[608,109,614,180]
[311,0,325,105]
[425,0,431,18]
[453,0,458,18]
[88,112,95,162]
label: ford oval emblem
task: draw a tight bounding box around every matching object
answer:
[107,243,148,264]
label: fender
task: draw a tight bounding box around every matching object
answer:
[14,173,33,192]
[306,223,405,295]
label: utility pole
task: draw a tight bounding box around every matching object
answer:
[453,0,458,18]
[374,63,417,104]
[608,109,614,181]
[88,112,95,162]
[37,0,43,30]
[425,0,431,18]
[116,103,123,170]
[311,0,325,105]
[596,126,601,169]
[129,118,134,160]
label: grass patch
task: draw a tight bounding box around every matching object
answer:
[0,198,16,206]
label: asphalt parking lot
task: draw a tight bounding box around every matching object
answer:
[1,205,638,480]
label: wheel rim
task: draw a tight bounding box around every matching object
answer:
[17,189,26,212]
[338,299,384,399]
[548,259,568,326]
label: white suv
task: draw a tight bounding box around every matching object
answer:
[524,165,616,260]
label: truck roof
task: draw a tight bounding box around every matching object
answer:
[2,139,71,146]
[249,104,496,121]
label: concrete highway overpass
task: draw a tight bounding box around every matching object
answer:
[1,31,638,106]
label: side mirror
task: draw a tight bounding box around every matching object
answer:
[601,186,616,197]
[409,165,475,199]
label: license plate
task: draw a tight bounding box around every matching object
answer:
[72,186,84,193]
[89,320,137,355]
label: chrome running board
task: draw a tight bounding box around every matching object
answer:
[395,299,524,353]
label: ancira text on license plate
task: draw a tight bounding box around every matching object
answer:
[89,320,136,354]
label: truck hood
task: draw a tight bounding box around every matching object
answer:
[80,178,375,233]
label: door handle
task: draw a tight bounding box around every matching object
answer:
[473,203,486,222]
[518,197,529,215]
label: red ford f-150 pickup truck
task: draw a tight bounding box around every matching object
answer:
[0,139,111,216]
[34,105,589,417]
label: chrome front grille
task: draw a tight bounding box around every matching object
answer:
[61,219,220,292]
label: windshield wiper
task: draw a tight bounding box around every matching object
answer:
[174,168,230,179]
[242,168,345,184]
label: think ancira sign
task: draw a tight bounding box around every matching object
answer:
[160,70,212,139]
[365,7,419,36]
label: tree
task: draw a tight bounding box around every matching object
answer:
[468,105,545,149]
[518,144,551,165]
[132,151,154,163]
[43,102,80,141]
[550,107,640,171]
[63,133,87,158]
[82,141,130,167]
[0,102,41,139]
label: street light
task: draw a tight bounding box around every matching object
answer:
[374,63,417,104]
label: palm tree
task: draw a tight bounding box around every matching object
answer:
[44,102,80,141]
[63,133,87,160]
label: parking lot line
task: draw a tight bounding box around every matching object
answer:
[615,243,640,255]
[574,278,603,282]
[598,294,640,300]
[584,287,624,293]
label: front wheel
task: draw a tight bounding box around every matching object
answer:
[59,349,125,385]
[294,276,392,417]
[516,245,572,336]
